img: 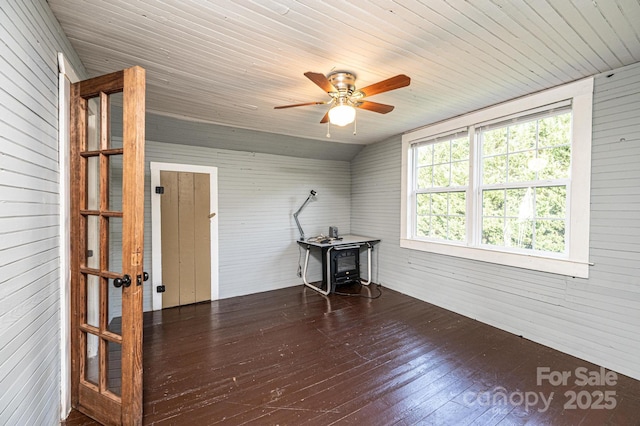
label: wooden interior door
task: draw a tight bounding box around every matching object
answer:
[160,171,211,308]
[70,66,145,425]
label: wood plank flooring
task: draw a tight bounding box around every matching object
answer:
[63,284,640,425]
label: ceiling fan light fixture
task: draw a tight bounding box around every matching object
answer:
[274,71,410,132]
[328,104,356,126]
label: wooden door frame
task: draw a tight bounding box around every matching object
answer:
[150,162,219,310]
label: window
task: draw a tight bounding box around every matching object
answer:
[401,78,593,278]
[478,108,571,253]
[414,132,469,242]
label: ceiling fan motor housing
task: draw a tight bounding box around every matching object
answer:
[327,72,356,97]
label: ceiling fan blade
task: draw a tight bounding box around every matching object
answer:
[274,101,328,109]
[304,71,337,94]
[356,101,395,114]
[354,74,411,98]
[320,111,330,124]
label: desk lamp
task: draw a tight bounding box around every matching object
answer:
[293,190,316,241]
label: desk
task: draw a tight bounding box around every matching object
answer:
[297,235,380,295]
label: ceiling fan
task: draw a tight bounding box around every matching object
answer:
[274,71,411,128]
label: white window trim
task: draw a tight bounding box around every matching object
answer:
[401,77,593,278]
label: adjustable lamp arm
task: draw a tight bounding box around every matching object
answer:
[293,190,316,241]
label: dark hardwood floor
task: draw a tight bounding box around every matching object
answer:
[63,284,640,425]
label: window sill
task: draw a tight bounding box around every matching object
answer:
[400,238,589,278]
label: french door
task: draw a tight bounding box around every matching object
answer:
[70,66,145,425]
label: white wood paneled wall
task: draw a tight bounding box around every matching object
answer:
[350,61,640,381]
[144,138,351,301]
[0,0,85,424]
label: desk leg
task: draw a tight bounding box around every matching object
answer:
[360,243,373,286]
[302,246,330,295]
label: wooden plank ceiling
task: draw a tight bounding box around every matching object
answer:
[49,0,640,145]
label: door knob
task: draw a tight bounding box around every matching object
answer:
[114,274,131,288]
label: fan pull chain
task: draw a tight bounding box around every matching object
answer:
[353,114,357,135]
[326,121,331,138]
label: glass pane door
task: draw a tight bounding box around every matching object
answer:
[71,66,145,425]
[80,91,125,399]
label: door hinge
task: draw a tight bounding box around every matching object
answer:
[155,186,164,194]
[156,285,166,293]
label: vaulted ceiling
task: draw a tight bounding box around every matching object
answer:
[49,0,640,146]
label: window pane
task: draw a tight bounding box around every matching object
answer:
[506,218,533,249]
[483,190,504,217]
[451,161,469,186]
[526,156,548,176]
[106,340,122,396]
[535,219,566,253]
[482,127,507,156]
[482,155,507,185]
[417,216,430,237]
[506,188,530,218]
[433,141,450,164]
[535,186,566,218]
[416,136,469,189]
[451,137,469,161]
[416,194,431,238]
[86,215,100,269]
[108,92,123,149]
[432,193,447,215]
[432,215,447,239]
[508,121,536,152]
[85,332,99,386]
[416,193,430,216]
[108,216,123,273]
[108,154,123,212]
[481,110,571,183]
[449,216,465,242]
[417,166,432,188]
[539,112,571,148]
[449,192,466,216]
[433,163,450,187]
[416,192,466,242]
[86,97,100,151]
[86,156,100,210]
[85,274,99,328]
[482,218,504,246]
[508,151,536,183]
[417,145,433,166]
[539,146,571,179]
